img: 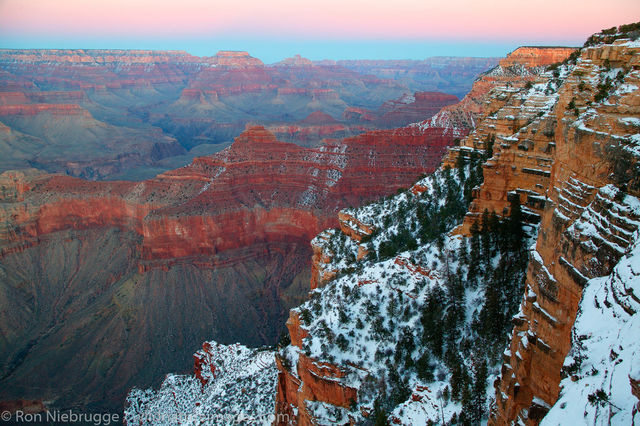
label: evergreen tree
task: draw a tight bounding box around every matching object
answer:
[373,397,388,426]
[416,351,434,381]
[456,152,467,182]
[485,134,495,160]
[421,287,446,357]
[470,359,488,423]
[468,220,481,282]
[480,209,492,268]
[507,195,525,252]
[458,237,469,265]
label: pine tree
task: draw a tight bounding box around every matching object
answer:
[480,209,492,268]
[470,359,488,422]
[416,351,434,381]
[456,151,467,182]
[421,287,446,357]
[468,220,481,282]
[373,397,388,426]
[458,237,469,264]
[507,194,525,252]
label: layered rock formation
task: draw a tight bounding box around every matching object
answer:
[414,46,577,148]
[1,49,502,179]
[210,50,264,68]
[264,90,459,146]
[267,111,370,146]
[324,57,501,99]
[498,47,577,68]
[491,36,640,425]
[271,45,577,425]
[273,33,640,425]
[0,123,456,412]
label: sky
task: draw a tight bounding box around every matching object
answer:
[1,0,639,62]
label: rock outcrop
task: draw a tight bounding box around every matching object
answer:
[210,50,264,68]
[272,44,576,425]
[273,34,640,425]
[491,37,640,425]
[498,47,578,68]
[275,54,314,67]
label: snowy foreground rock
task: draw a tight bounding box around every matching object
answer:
[543,233,640,426]
[124,342,278,425]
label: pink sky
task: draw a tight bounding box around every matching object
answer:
[2,0,638,40]
[1,0,639,60]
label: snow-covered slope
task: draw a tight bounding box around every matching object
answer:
[276,158,536,424]
[125,342,277,425]
[542,194,640,425]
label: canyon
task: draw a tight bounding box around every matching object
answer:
[124,40,639,425]
[0,49,493,180]
[266,30,640,426]
[0,119,457,412]
[3,24,639,426]
[272,44,583,425]
[320,57,500,100]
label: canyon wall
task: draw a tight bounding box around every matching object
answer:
[273,45,580,425]
[0,123,456,413]
[0,49,480,179]
[491,38,640,425]
[273,33,640,423]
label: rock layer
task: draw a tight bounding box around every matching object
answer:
[272,45,575,425]
[0,124,456,413]
[490,39,640,425]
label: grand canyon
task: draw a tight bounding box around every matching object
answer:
[0,47,496,413]
[0,2,639,425]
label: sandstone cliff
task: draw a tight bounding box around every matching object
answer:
[491,34,640,425]
[273,31,640,426]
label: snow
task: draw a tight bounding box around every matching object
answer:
[619,39,640,48]
[278,159,538,423]
[124,342,278,426]
[543,239,640,425]
[618,117,640,127]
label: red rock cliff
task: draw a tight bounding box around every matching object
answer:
[273,42,593,426]
[491,39,640,425]
[498,47,577,69]
[0,124,455,271]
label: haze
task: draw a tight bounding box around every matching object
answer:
[1,0,639,62]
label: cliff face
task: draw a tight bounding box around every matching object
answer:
[498,47,578,69]
[491,38,640,425]
[0,123,456,413]
[274,34,640,426]
[432,47,578,234]
[272,45,572,425]
[411,47,576,147]
[0,124,455,264]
